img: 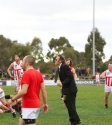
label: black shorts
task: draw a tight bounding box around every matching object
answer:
[21,115,36,124]
[23,119,36,124]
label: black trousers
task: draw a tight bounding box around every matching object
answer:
[64,92,80,125]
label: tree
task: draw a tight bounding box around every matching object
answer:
[0,35,13,70]
[46,50,55,62]
[74,51,86,66]
[10,42,31,60]
[30,37,44,62]
[63,47,77,67]
[85,28,106,70]
[47,37,73,61]
[100,63,107,72]
[108,55,112,62]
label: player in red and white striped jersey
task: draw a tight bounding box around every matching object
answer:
[100,63,112,108]
[7,54,22,94]
[95,72,101,86]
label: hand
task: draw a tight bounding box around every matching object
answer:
[7,99,13,105]
[43,104,48,113]
[57,82,62,87]
[10,75,14,79]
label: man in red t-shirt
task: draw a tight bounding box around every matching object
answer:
[7,55,48,125]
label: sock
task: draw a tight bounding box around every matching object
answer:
[5,103,15,113]
[5,95,11,99]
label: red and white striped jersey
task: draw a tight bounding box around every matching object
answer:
[13,60,22,81]
[105,70,112,86]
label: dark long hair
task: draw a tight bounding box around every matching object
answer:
[66,58,73,66]
[57,55,65,63]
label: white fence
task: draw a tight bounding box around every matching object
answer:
[0,79,105,86]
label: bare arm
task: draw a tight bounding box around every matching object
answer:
[72,68,77,80]
[41,83,48,113]
[100,71,106,78]
[7,63,14,79]
[7,84,29,105]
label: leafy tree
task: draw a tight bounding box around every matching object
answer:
[100,63,107,72]
[47,37,73,61]
[74,51,86,65]
[46,50,55,62]
[30,37,44,62]
[63,47,77,67]
[85,28,106,70]
[108,55,112,62]
[37,61,56,74]
[0,35,13,70]
[9,42,31,60]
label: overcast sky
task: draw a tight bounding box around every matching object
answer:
[0,0,112,61]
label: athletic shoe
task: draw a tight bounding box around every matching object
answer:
[105,104,108,108]
[12,110,16,118]
[68,121,81,125]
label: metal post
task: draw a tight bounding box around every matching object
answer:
[93,0,95,76]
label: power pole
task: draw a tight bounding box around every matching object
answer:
[93,0,95,76]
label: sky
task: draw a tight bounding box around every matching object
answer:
[0,0,112,62]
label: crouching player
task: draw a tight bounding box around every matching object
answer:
[0,101,9,113]
[0,86,16,117]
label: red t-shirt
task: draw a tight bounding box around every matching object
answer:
[21,69,44,108]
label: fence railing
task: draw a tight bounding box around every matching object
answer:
[0,79,105,86]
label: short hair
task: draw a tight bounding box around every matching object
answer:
[24,55,35,66]
[66,58,73,66]
[57,55,65,63]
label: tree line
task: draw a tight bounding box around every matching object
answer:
[0,28,112,74]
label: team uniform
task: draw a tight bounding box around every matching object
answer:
[14,68,24,113]
[13,60,22,86]
[21,69,44,123]
[0,101,4,113]
[95,74,100,83]
[0,87,5,98]
[105,70,112,92]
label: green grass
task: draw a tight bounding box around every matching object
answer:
[0,85,112,125]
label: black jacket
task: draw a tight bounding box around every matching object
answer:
[59,63,77,94]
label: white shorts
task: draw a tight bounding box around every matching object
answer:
[21,108,40,119]
[96,79,100,82]
[14,80,18,86]
[105,85,112,92]
[0,88,5,98]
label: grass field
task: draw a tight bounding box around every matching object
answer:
[0,85,112,125]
